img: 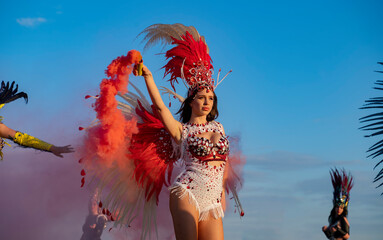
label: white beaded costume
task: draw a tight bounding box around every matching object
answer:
[170,121,229,221]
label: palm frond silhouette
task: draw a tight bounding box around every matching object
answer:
[360,62,383,195]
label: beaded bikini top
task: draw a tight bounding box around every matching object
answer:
[182,121,229,161]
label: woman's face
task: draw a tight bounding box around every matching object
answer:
[335,205,344,216]
[90,200,99,215]
[190,88,214,117]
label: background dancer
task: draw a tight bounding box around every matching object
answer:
[322,168,353,240]
[80,189,108,240]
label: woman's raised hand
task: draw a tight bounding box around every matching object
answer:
[133,64,152,77]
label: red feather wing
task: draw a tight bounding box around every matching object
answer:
[129,100,180,204]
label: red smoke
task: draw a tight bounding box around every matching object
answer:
[81,50,142,168]
[77,50,177,239]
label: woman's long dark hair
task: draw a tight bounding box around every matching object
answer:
[177,89,219,123]
[328,206,348,224]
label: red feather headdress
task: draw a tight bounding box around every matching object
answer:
[138,23,230,95]
[330,168,354,207]
[164,31,214,92]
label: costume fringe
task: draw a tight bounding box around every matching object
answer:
[169,184,224,222]
[199,205,224,222]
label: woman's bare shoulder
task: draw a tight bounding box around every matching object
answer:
[212,120,225,135]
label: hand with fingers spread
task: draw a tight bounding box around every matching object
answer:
[50,145,74,158]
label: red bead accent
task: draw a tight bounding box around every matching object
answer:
[80,177,85,188]
[80,169,86,176]
[79,127,84,131]
[99,201,103,208]
[240,211,245,217]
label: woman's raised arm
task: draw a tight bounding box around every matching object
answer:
[135,64,182,143]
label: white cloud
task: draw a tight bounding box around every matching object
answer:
[16,17,47,27]
[55,4,63,15]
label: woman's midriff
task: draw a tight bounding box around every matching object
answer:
[204,159,226,167]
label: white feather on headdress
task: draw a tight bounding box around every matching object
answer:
[137,23,209,53]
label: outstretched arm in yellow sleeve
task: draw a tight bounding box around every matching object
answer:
[0,123,73,158]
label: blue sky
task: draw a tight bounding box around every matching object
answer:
[1,0,383,239]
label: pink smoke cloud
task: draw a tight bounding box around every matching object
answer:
[0,149,88,239]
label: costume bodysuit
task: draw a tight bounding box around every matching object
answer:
[170,121,229,221]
